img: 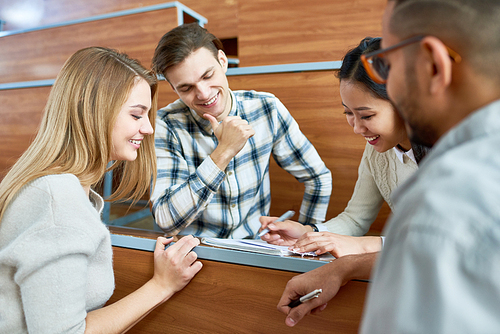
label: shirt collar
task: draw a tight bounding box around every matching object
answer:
[420,99,500,167]
[89,188,104,214]
[393,145,417,164]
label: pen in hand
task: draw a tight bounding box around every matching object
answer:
[288,289,322,308]
[255,210,295,239]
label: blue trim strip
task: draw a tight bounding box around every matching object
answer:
[0,2,207,38]
[226,61,342,76]
[110,233,329,272]
[0,61,341,91]
[176,2,208,26]
[102,170,113,225]
[0,79,54,90]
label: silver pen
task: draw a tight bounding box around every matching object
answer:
[255,210,295,239]
[288,289,322,308]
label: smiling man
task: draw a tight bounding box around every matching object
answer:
[359,0,500,332]
[150,23,332,238]
[275,0,500,331]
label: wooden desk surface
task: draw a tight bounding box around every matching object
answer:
[108,227,368,333]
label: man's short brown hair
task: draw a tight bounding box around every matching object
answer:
[152,23,224,78]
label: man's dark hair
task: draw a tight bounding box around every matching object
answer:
[152,23,224,77]
[390,0,500,80]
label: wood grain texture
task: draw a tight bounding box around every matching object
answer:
[0,8,178,84]
[0,87,49,179]
[2,0,237,41]
[109,245,368,333]
[237,0,386,66]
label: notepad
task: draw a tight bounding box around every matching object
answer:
[201,238,319,257]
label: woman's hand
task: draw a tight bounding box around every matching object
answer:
[291,232,382,257]
[85,235,203,332]
[258,216,312,246]
[151,235,203,301]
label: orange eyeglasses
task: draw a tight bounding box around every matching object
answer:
[361,35,462,84]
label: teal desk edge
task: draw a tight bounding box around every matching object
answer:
[111,233,329,273]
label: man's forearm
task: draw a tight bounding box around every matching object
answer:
[336,252,378,285]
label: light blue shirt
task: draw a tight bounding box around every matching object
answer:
[361,99,500,333]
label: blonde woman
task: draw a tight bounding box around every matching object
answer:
[0,47,202,333]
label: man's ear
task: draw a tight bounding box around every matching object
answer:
[218,49,228,73]
[421,36,453,95]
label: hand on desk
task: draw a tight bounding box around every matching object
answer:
[292,232,383,258]
[259,216,383,258]
[277,252,377,327]
[152,235,203,301]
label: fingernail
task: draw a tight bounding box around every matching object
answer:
[286,317,296,327]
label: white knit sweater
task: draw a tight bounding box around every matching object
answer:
[322,143,418,236]
[0,174,114,333]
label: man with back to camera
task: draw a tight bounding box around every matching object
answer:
[277,0,500,332]
[150,23,332,238]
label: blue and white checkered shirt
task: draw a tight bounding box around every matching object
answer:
[151,90,332,238]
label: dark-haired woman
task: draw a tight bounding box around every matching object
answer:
[259,37,428,257]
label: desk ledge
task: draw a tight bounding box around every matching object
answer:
[109,226,330,273]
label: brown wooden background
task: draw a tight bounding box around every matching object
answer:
[109,243,368,333]
[106,227,368,333]
[0,0,388,233]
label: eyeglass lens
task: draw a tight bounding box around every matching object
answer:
[372,57,389,82]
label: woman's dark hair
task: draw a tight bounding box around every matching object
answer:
[336,37,388,100]
[337,37,429,164]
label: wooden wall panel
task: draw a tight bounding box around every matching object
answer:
[2,0,237,41]
[237,0,386,66]
[0,87,50,179]
[109,245,368,333]
[0,8,178,84]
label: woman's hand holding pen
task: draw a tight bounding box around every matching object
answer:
[151,236,203,302]
[258,215,312,245]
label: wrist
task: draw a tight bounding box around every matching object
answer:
[210,147,233,170]
[360,236,383,254]
[304,223,318,233]
[335,252,375,284]
[146,278,175,304]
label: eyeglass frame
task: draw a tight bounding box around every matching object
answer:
[361,35,462,84]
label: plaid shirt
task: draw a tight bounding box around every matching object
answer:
[151,90,332,238]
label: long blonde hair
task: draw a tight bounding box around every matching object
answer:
[0,47,158,221]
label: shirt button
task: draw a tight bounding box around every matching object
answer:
[228,171,233,176]
[231,204,236,208]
